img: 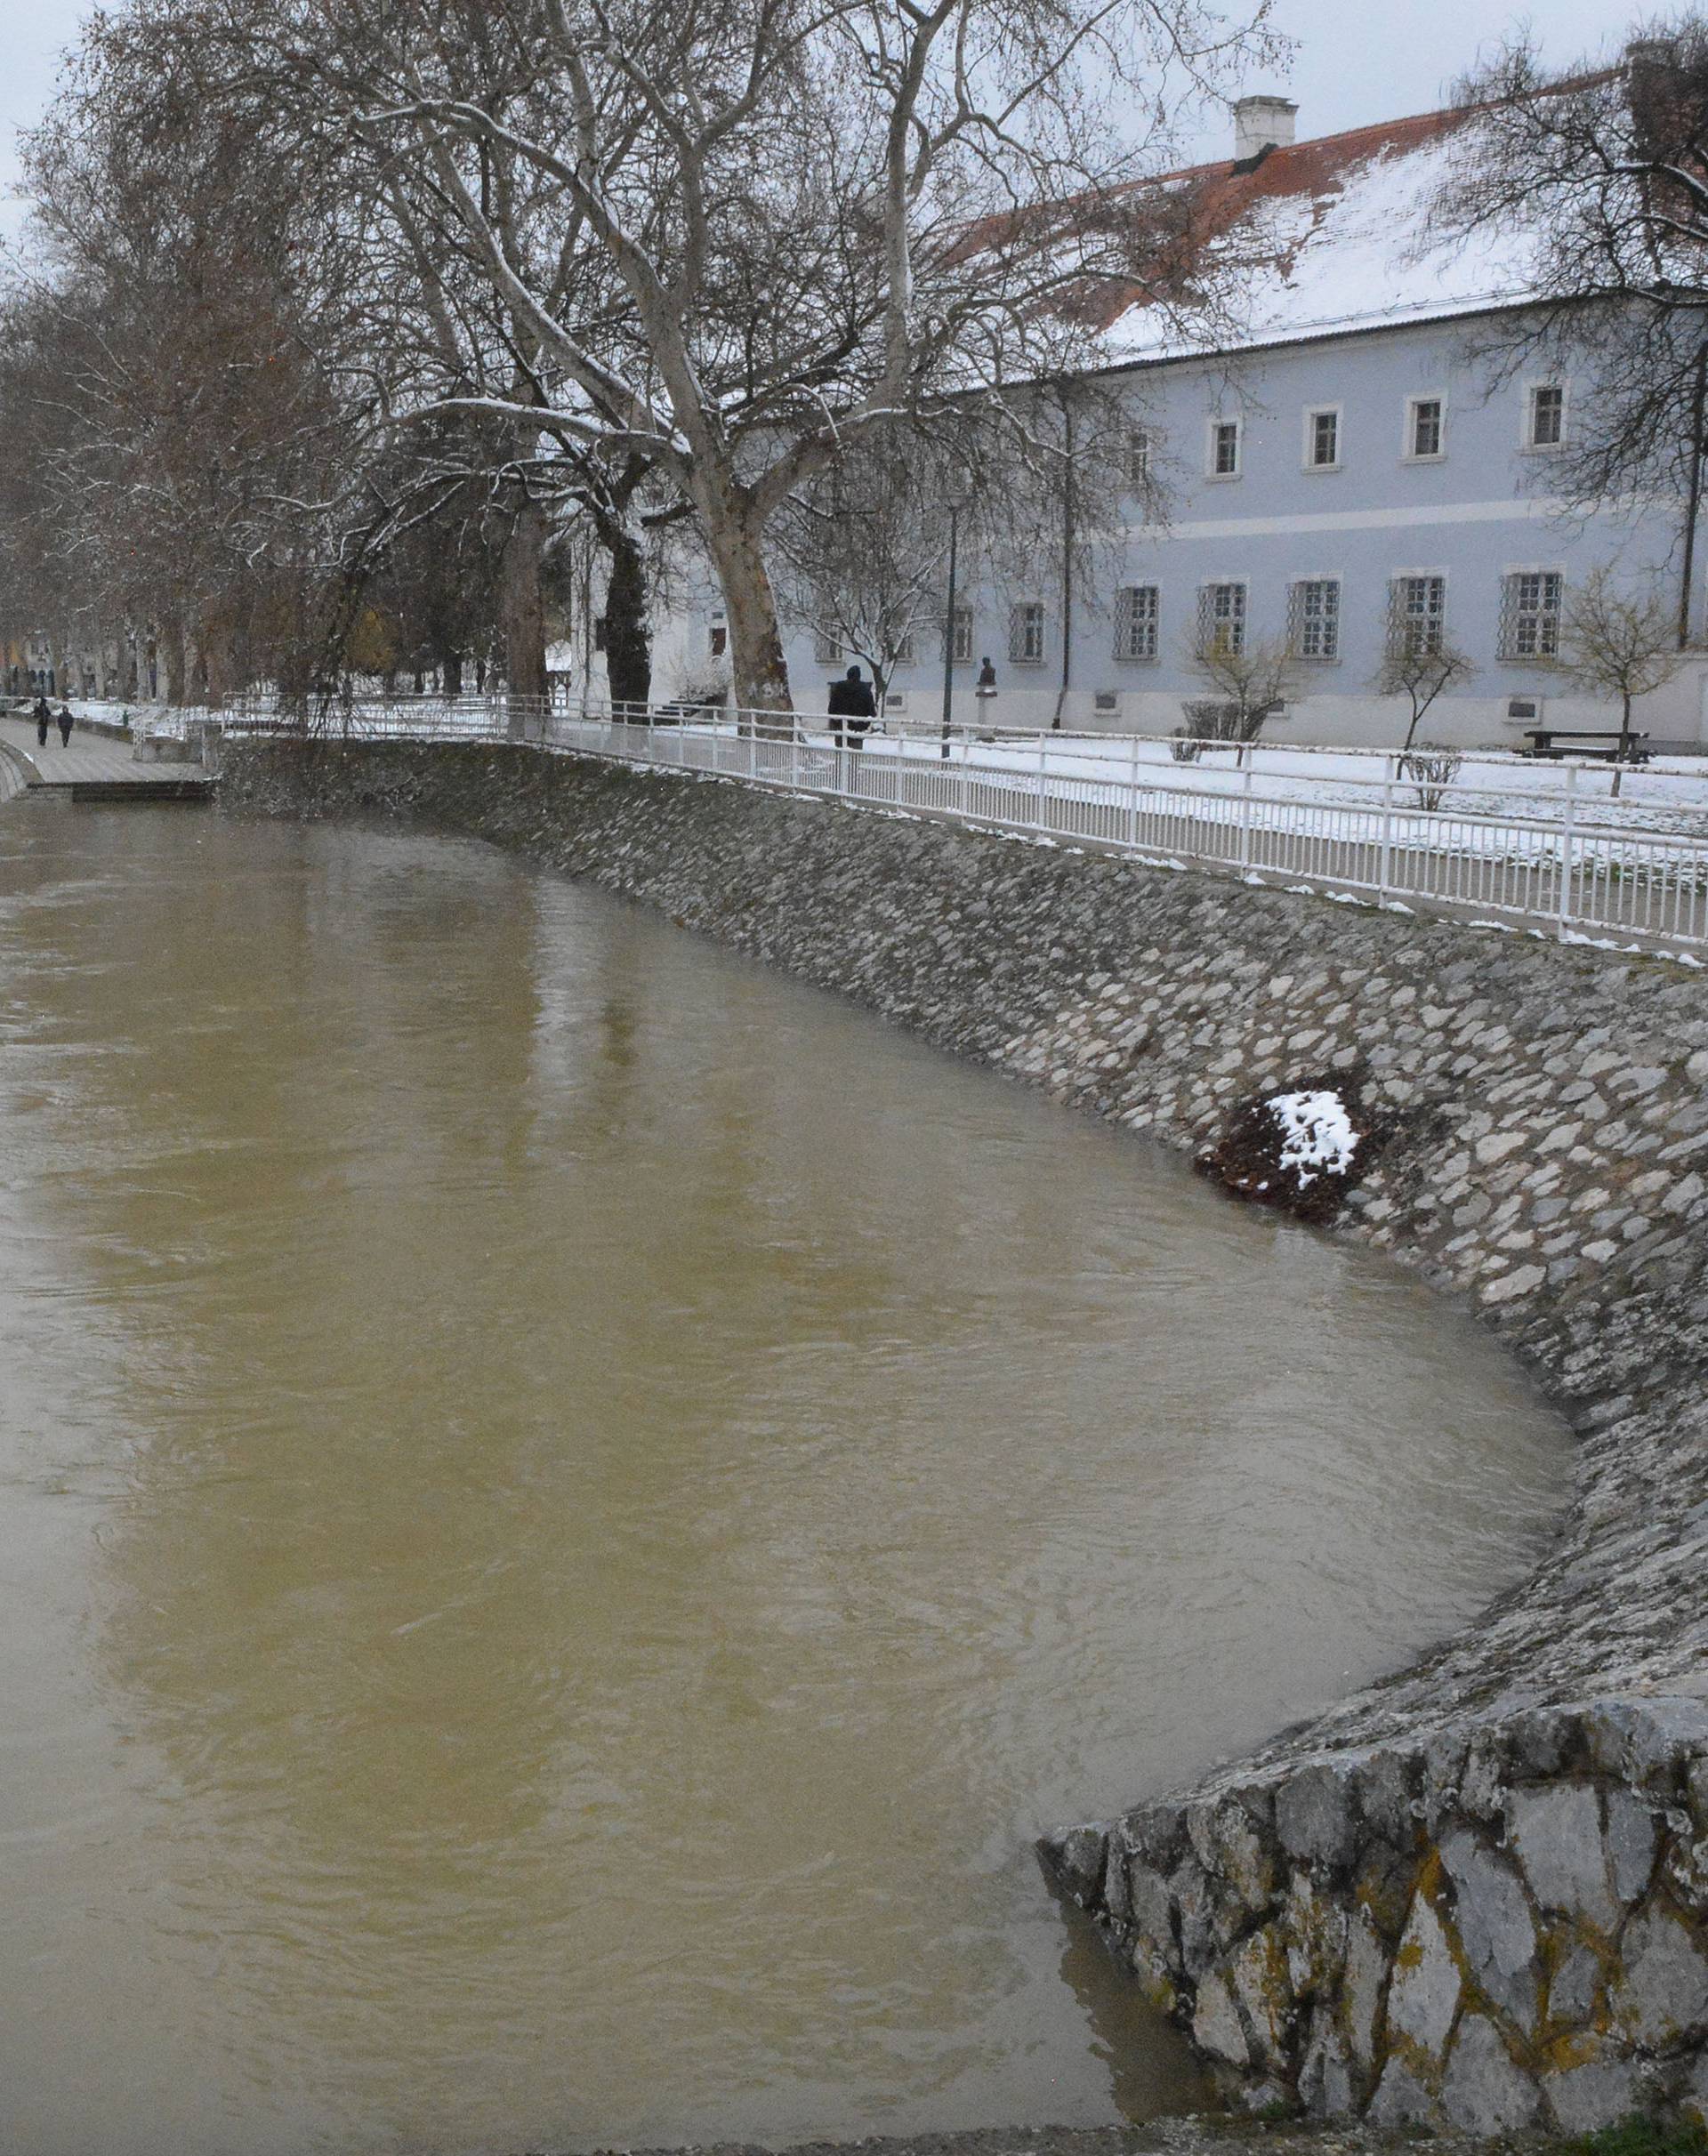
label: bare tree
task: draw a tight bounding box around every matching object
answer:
[1427,20,1708,627]
[1559,565,1688,788]
[199,0,1277,727]
[1184,626,1300,761]
[1373,639,1478,750]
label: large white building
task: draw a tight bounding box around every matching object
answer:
[630,87,1708,750]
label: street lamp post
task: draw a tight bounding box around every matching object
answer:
[939,502,961,760]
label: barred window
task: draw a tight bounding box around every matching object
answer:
[1306,408,1339,469]
[1197,581,1246,656]
[1388,575,1446,657]
[946,607,973,664]
[1114,585,1159,661]
[1008,601,1047,665]
[1211,419,1241,477]
[1288,578,1341,661]
[812,623,841,666]
[1499,571,1563,660]
[1408,397,1443,459]
[1126,428,1152,486]
[1527,384,1565,449]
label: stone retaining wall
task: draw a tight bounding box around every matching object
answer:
[218,740,1708,2135]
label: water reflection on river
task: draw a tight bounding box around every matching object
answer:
[0,809,1568,2156]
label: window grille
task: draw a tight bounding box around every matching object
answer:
[948,607,974,664]
[1308,409,1339,467]
[1114,585,1159,661]
[1212,420,1240,477]
[1409,398,1443,458]
[1387,575,1446,657]
[1499,571,1563,660]
[1196,581,1246,656]
[812,623,841,666]
[892,629,916,666]
[1288,579,1340,661]
[1008,601,1046,665]
[1126,429,1152,486]
[1527,384,1565,447]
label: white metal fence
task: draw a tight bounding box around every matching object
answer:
[168,696,1708,956]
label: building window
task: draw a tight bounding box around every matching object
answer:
[592,616,608,652]
[1197,581,1246,656]
[1210,418,1241,478]
[1406,397,1444,460]
[1527,383,1565,450]
[709,617,728,658]
[1009,600,1046,664]
[1114,584,1159,661]
[1388,575,1446,657]
[1126,428,1152,487]
[812,622,841,666]
[892,628,916,665]
[1499,570,1564,659]
[947,607,974,664]
[1288,578,1341,661]
[1305,406,1340,470]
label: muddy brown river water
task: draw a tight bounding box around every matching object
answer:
[0,808,1571,2156]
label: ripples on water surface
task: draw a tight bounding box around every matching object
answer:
[0,809,1569,2156]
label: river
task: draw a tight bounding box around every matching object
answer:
[0,806,1570,2156]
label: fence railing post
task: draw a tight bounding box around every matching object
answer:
[1036,731,1047,831]
[1128,730,1140,852]
[1559,760,1577,940]
[1239,763,1253,870]
[1379,754,1395,899]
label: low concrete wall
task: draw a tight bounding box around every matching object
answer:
[219,740,1708,2135]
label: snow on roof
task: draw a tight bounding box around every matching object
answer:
[1079,103,1544,364]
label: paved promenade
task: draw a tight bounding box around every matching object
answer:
[0,716,213,800]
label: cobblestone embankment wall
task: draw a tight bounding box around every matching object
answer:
[219,741,1708,2136]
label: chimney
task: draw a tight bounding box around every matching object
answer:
[1233,94,1298,163]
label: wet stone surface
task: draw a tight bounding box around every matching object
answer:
[221,742,1708,2135]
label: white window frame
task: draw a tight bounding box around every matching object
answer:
[1126,427,1152,487]
[1498,567,1565,661]
[708,614,728,658]
[1114,584,1160,662]
[1387,571,1448,659]
[1196,578,1247,656]
[1302,404,1341,473]
[1287,576,1341,662]
[947,606,974,664]
[1402,393,1446,463]
[1009,599,1047,666]
[1207,415,1243,481]
[812,622,841,667]
[1522,380,1567,453]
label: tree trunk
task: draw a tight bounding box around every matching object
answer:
[162,617,189,707]
[696,487,792,730]
[600,519,651,714]
[502,496,547,739]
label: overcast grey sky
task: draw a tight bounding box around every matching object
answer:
[0,0,1639,248]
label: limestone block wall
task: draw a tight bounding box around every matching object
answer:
[218,741,1708,2135]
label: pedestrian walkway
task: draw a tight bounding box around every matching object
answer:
[0,716,214,802]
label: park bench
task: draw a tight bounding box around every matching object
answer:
[1520,727,1651,763]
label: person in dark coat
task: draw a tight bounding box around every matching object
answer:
[33,694,50,747]
[56,704,74,747]
[826,664,877,751]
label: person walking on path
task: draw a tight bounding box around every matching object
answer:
[826,664,877,751]
[56,704,73,748]
[33,694,50,748]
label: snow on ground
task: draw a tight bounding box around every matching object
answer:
[1268,1091,1361,1187]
